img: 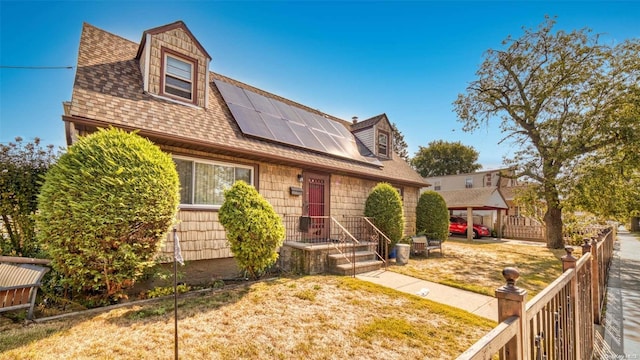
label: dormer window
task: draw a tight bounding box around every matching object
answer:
[377,131,389,157]
[161,49,197,103]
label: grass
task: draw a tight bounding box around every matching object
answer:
[391,237,566,298]
[0,276,495,359]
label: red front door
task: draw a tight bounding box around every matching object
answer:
[303,172,330,241]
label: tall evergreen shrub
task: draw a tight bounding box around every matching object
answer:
[416,191,449,241]
[36,128,179,305]
[364,183,405,249]
[218,181,285,279]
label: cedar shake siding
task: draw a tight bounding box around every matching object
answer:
[65,21,426,263]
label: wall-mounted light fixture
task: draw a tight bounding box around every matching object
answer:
[297,174,304,183]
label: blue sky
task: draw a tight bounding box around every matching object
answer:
[1,1,638,169]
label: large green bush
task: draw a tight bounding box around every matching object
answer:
[364,183,405,249]
[0,137,58,257]
[36,128,179,305]
[416,191,449,241]
[218,181,285,279]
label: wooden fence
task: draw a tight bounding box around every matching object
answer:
[502,216,545,241]
[457,227,615,359]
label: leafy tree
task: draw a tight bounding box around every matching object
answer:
[411,140,481,177]
[415,191,449,241]
[36,128,179,305]
[567,151,640,223]
[390,122,409,162]
[567,86,640,223]
[453,17,640,248]
[218,180,285,279]
[0,137,58,257]
[364,183,405,251]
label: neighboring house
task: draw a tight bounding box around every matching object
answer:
[423,169,544,240]
[62,21,427,278]
[422,169,510,238]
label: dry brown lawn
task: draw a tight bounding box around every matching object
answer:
[0,276,495,359]
[391,238,566,298]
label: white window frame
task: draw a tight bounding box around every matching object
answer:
[173,155,254,209]
[377,131,389,157]
[434,180,441,191]
[465,177,473,188]
[163,53,194,101]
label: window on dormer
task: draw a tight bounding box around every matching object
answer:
[162,52,194,102]
[377,131,389,157]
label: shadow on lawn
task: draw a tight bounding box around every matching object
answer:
[0,281,257,353]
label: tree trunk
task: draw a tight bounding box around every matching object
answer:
[544,205,564,249]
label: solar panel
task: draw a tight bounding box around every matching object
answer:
[214,80,253,108]
[226,103,273,139]
[245,90,279,116]
[258,112,304,147]
[214,79,382,166]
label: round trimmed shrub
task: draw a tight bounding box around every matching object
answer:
[364,183,405,249]
[218,180,285,279]
[416,191,449,241]
[36,128,179,305]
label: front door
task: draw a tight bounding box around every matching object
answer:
[302,172,330,241]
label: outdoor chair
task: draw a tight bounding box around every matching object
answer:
[411,235,443,257]
[0,263,50,320]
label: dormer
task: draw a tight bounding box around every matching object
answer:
[135,21,211,108]
[350,113,394,159]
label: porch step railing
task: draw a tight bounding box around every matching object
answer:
[282,215,389,275]
[341,216,390,268]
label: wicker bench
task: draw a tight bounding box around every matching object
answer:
[0,263,49,319]
[411,235,443,257]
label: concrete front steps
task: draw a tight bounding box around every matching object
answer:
[328,247,384,275]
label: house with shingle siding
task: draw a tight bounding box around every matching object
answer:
[63,21,427,278]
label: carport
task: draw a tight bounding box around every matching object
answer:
[437,188,508,241]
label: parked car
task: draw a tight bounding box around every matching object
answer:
[449,216,490,239]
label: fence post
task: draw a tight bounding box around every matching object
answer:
[561,246,582,359]
[591,237,601,324]
[562,246,577,272]
[495,267,527,360]
[581,238,591,256]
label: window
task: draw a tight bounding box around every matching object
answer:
[485,173,492,187]
[434,181,441,191]
[465,177,473,188]
[377,131,389,157]
[163,51,194,101]
[173,156,253,208]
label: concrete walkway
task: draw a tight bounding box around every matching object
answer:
[356,270,498,321]
[601,228,640,357]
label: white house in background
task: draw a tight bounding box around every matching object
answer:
[422,169,515,238]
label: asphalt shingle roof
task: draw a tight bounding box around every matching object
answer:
[438,188,508,210]
[66,23,426,187]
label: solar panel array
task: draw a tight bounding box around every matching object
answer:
[214,79,382,166]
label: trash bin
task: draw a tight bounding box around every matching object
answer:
[395,244,410,265]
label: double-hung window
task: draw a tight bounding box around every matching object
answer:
[163,52,194,101]
[173,156,254,208]
[377,131,389,157]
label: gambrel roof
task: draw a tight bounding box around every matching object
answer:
[64,22,426,187]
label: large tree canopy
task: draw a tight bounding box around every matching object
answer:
[411,140,481,177]
[454,17,640,248]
